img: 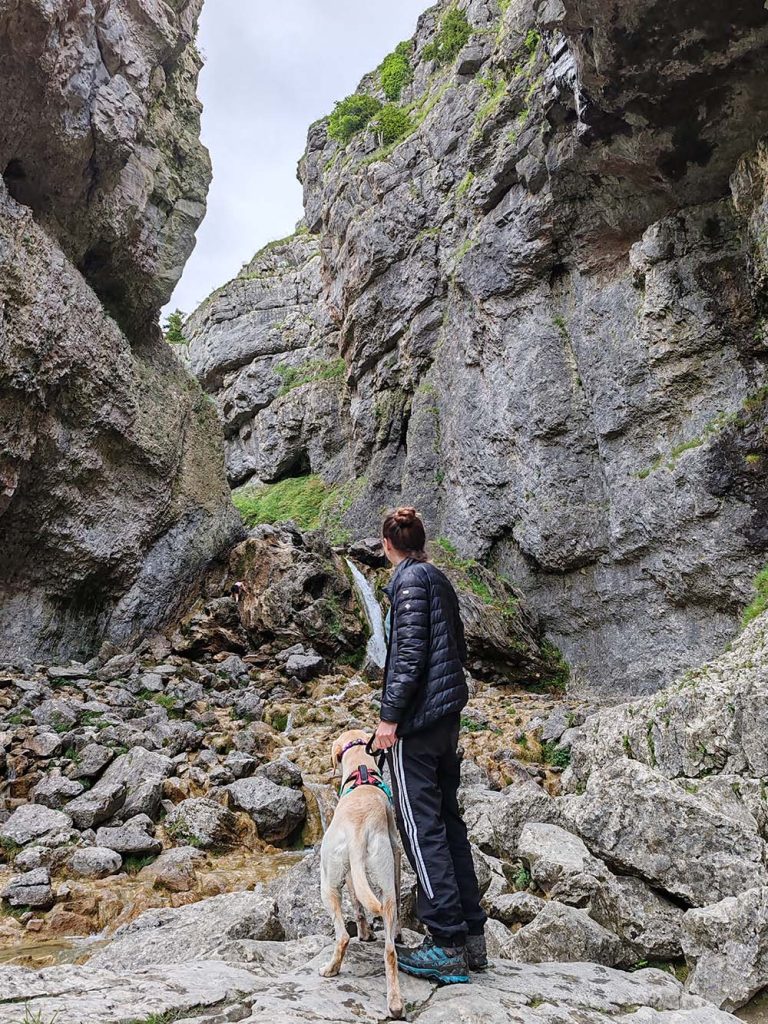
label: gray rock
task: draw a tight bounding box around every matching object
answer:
[47,665,87,680]
[518,822,608,889]
[683,885,768,1011]
[22,731,63,758]
[505,901,626,967]
[96,654,136,681]
[136,672,164,693]
[215,655,250,680]
[257,758,304,790]
[284,651,325,681]
[31,773,84,810]
[139,847,205,893]
[232,692,265,721]
[89,890,283,972]
[1,867,54,909]
[224,751,258,779]
[97,747,174,821]
[64,781,126,830]
[69,847,123,880]
[164,798,238,850]
[0,804,73,847]
[67,743,115,780]
[561,759,767,905]
[462,782,562,859]
[31,698,79,730]
[95,815,161,857]
[225,776,306,843]
[484,890,547,926]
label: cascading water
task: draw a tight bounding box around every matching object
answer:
[345,558,387,669]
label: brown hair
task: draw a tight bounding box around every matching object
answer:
[382,506,428,561]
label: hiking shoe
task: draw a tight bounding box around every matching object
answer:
[466,933,488,971]
[395,935,469,984]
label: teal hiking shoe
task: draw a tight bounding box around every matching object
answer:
[396,935,470,984]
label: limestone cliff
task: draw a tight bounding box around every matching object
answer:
[183,0,768,694]
[0,0,241,662]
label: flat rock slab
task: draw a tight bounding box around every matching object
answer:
[0,939,741,1024]
[0,961,261,1024]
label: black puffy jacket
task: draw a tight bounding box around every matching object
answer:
[380,558,468,735]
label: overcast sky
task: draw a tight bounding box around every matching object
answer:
[167,0,427,318]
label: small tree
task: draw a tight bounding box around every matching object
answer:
[380,41,413,101]
[327,94,382,145]
[423,8,472,65]
[164,309,187,345]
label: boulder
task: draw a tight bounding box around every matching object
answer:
[560,760,767,905]
[518,822,608,889]
[31,698,80,730]
[164,798,238,850]
[69,847,122,880]
[140,847,204,893]
[462,782,562,859]
[97,747,174,821]
[32,773,84,810]
[224,751,258,779]
[95,815,162,856]
[484,890,547,926]
[0,804,73,847]
[1,867,54,909]
[67,743,114,779]
[225,776,306,843]
[64,781,126,830]
[257,758,304,790]
[590,875,685,962]
[505,901,626,967]
[22,731,63,758]
[683,885,768,1011]
[284,651,325,681]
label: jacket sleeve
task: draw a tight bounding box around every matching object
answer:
[457,606,468,665]
[380,573,430,723]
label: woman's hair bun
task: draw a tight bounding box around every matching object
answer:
[393,506,418,526]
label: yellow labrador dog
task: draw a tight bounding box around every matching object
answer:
[320,728,403,1019]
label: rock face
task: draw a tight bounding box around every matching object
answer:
[183,0,768,694]
[0,0,241,663]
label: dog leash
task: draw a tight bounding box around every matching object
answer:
[365,734,387,772]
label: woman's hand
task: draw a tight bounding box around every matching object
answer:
[374,720,398,750]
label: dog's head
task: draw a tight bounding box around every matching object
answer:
[330,728,372,776]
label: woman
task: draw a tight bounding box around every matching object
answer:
[374,507,487,984]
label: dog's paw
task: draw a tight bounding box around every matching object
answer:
[388,999,405,1019]
[319,962,340,978]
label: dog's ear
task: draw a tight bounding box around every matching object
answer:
[331,738,344,776]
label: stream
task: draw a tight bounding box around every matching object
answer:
[345,558,387,669]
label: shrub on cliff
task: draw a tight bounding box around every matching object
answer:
[371,104,412,146]
[423,8,472,65]
[380,41,413,100]
[327,94,382,144]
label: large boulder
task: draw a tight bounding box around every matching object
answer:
[503,901,625,967]
[225,775,306,843]
[96,747,174,822]
[95,815,162,857]
[69,848,123,881]
[31,773,84,810]
[64,781,126,830]
[682,886,768,1011]
[1,867,54,909]
[560,759,767,905]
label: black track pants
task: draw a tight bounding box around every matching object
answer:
[387,713,487,946]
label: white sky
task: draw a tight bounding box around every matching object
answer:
[167,0,427,317]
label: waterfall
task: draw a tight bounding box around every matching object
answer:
[345,558,387,669]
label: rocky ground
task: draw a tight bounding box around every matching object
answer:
[0,521,766,1021]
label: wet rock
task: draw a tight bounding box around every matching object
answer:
[1,867,54,909]
[164,798,238,850]
[69,847,123,880]
[560,760,767,906]
[64,781,127,830]
[31,773,83,810]
[683,885,768,1011]
[141,847,204,893]
[225,776,306,842]
[95,815,162,857]
[0,804,73,846]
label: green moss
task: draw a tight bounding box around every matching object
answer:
[460,716,489,733]
[270,711,289,733]
[742,563,768,628]
[454,238,475,262]
[475,75,507,127]
[327,93,382,144]
[371,104,412,146]
[540,641,570,691]
[233,475,331,531]
[552,314,569,339]
[423,8,472,65]
[524,28,541,54]
[456,171,475,198]
[513,865,531,890]
[274,357,346,397]
[123,854,157,875]
[380,41,413,101]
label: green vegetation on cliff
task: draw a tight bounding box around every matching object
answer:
[328,94,382,144]
[423,8,472,65]
[380,41,413,100]
[742,563,768,628]
[372,104,412,145]
[233,475,331,530]
[163,309,187,345]
[274,357,346,396]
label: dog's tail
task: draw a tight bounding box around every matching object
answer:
[349,836,383,917]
